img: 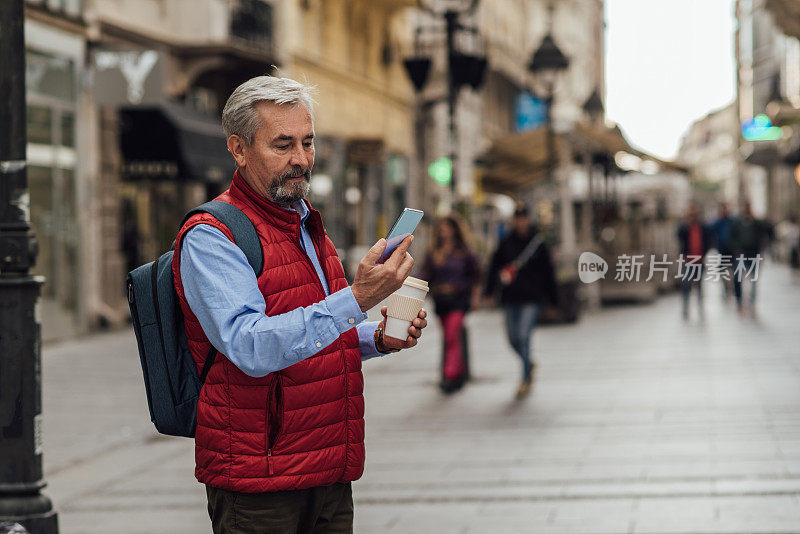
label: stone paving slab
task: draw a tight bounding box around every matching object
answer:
[37,263,800,533]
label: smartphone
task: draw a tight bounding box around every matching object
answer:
[378,208,424,263]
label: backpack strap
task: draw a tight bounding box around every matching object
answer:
[180,200,264,384]
[181,200,264,275]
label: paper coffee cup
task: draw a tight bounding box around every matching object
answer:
[384,276,429,341]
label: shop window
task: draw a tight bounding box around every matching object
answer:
[61,111,75,147]
[28,165,56,299]
[26,49,75,101]
[27,105,53,144]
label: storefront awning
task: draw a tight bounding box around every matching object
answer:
[765,0,800,40]
[478,122,683,195]
[120,102,235,183]
[477,127,564,194]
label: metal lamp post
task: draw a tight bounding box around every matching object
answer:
[527,31,569,186]
[0,1,59,532]
[403,0,487,208]
[528,14,571,238]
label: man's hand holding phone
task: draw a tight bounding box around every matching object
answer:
[351,235,415,312]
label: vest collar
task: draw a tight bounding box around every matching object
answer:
[228,168,324,236]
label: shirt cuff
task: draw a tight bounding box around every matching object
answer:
[357,321,384,360]
[327,287,368,334]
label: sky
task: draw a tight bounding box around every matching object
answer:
[605,0,738,160]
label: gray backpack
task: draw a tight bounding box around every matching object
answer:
[126,201,263,437]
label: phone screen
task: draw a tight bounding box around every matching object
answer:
[387,208,424,239]
[378,208,424,263]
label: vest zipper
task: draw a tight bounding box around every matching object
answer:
[339,337,349,474]
[297,222,351,473]
[266,376,282,475]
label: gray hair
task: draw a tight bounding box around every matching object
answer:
[222,76,316,145]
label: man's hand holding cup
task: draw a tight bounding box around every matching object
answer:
[351,236,429,353]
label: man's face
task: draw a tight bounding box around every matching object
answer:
[229,101,315,206]
[512,213,530,235]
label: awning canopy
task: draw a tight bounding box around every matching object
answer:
[478,127,562,194]
[765,0,800,40]
[478,122,682,195]
[119,102,235,184]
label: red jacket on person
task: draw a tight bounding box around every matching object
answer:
[172,170,365,493]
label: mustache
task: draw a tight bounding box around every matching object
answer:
[277,167,311,184]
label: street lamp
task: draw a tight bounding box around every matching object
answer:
[0,1,59,532]
[402,0,487,206]
[527,7,573,256]
[527,30,569,185]
[583,88,605,125]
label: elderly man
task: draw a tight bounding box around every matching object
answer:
[172,76,427,533]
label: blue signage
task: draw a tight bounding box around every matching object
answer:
[741,114,783,141]
[515,92,548,132]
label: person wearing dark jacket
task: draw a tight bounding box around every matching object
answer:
[676,204,714,319]
[485,204,557,398]
[729,201,772,312]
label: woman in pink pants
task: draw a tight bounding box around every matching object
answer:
[420,216,481,394]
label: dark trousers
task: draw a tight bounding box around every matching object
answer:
[681,278,703,316]
[503,303,541,381]
[732,256,758,307]
[206,482,353,534]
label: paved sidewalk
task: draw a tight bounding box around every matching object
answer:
[41,263,800,533]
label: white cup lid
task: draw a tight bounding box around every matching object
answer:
[403,276,429,291]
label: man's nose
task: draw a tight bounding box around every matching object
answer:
[289,144,308,168]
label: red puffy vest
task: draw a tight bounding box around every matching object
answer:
[172,170,365,492]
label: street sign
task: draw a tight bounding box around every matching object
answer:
[515,92,548,132]
[741,114,783,141]
[92,47,164,105]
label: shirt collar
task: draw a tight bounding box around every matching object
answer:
[292,199,310,225]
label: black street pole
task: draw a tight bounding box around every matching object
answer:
[445,10,458,205]
[545,91,555,184]
[0,1,59,532]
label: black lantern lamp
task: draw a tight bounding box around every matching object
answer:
[403,56,432,92]
[528,33,569,90]
[582,88,605,124]
[527,25,570,188]
[402,0,487,202]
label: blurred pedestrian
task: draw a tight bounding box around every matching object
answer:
[677,204,714,319]
[775,215,799,269]
[729,201,772,312]
[711,202,734,299]
[484,204,557,398]
[420,215,481,394]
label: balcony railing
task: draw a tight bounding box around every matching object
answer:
[229,0,274,56]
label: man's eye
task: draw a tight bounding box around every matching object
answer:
[303,142,313,148]
[276,145,290,150]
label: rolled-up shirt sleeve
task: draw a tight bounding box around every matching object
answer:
[180,224,369,377]
[357,321,384,360]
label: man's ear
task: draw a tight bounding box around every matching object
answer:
[227,135,247,168]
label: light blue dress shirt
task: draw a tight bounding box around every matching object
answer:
[180,200,383,378]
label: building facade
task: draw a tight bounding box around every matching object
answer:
[677,102,741,208]
[278,0,417,274]
[24,0,424,338]
[736,0,800,221]
[26,0,280,338]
